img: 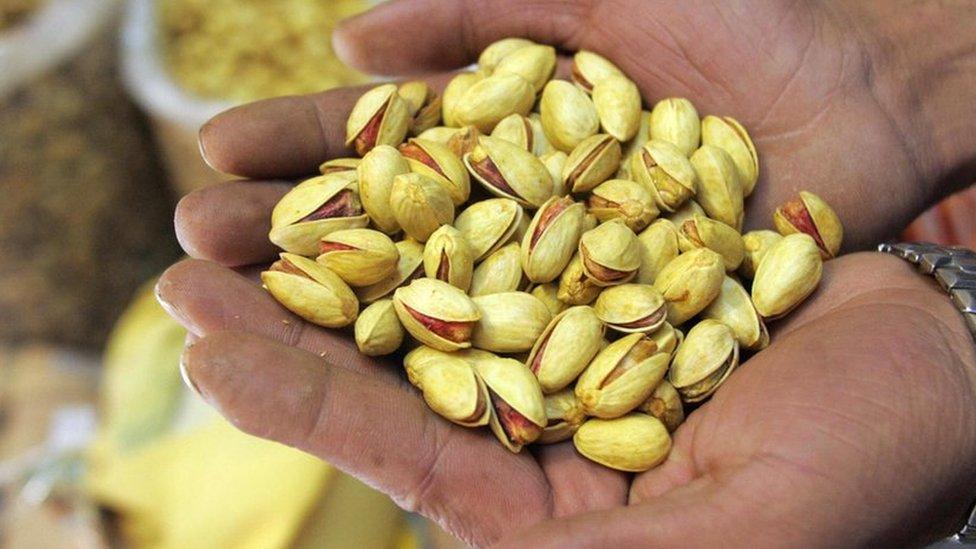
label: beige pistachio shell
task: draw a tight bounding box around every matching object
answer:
[631,140,697,213]
[270,173,355,228]
[423,225,474,291]
[637,381,685,433]
[454,198,523,261]
[574,413,671,472]
[648,321,682,358]
[594,284,667,333]
[393,278,481,351]
[530,283,567,317]
[539,388,587,444]
[557,252,603,305]
[665,198,706,228]
[588,178,659,232]
[454,73,536,133]
[636,219,680,285]
[398,81,442,135]
[561,133,622,194]
[592,76,641,142]
[751,233,823,319]
[319,157,360,175]
[471,292,552,353]
[578,221,641,286]
[446,125,483,157]
[527,305,605,394]
[738,230,783,280]
[690,145,744,230]
[469,242,525,297]
[472,355,547,452]
[773,190,844,259]
[269,175,368,255]
[677,214,745,271]
[357,145,410,234]
[390,173,455,242]
[442,72,483,128]
[669,319,739,402]
[478,38,535,74]
[316,228,399,287]
[540,151,569,196]
[399,138,470,205]
[356,239,425,304]
[464,136,554,208]
[491,113,535,152]
[262,253,358,328]
[345,84,411,156]
[701,276,768,351]
[493,43,556,92]
[571,50,625,93]
[649,97,700,156]
[403,347,490,427]
[653,248,725,326]
[617,110,651,180]
[575,333,670,418]
[526,114,554,156]
[540,80,600,152]
[521,196,586,283]
[354,299,404,356]
[701,115,759,196]
[417,126,462,145]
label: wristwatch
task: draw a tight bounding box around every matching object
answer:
[878,242,976,544]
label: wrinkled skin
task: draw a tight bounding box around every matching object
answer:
[160,0,976,546]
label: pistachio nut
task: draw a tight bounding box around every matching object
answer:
[648,321,682,358]
[403,346,490,427]
[393,278,481,351]
[354,299,404,356]
[316,228,399,287]
[701,115,759,196]
[270,174,369,255]
[574,413,671,472]
[454,197,523,261]
[588,178,659,232]
[398,80,442,135]
[422,225,474,291]
[446,125,483,157]
[690,145,744,230]
[561,133,622,194]
[356,239,425,304]
[538,388,587,444]
[319,157,360,175]
[493,43,556,92]
[571,50,625,93]
[262,253,358,328]
[631,140,697,213]
[669,319,739,402]
[539,151,569,196]
[471,292,552,353]
[540,80,600,153]
[652,248,725,325]
[592,76,641,142]
[635,219,680,285]
[399,137,470,205]
[464,136,554,208]
[530,283,567,317]
[357,145,410,234]
[390,173,455,242]
[582,212,599,232]
[593,284,667,333]
[345,83,411,156]
[617,110,651,180]
[521,196,586,283]
[490,113,535,152]
[738,230,783,280]
[454,73,536,133]
[665,198,706,228]
[773,190,844,259]
[637,381,685,433]
[471,354,547,452]
[526,115,554,156]
[576,333,671,418]
[649,97,700,156]
[527,305,605,393]
[469,242,525,297]
[478,37,535,74]
[701,276,769,351]
[578,221,641,287]
[416,126,462,145]
[557,252,603,305]
[442,72,483,128]
[677,214,745,271]
[751,233,823,318]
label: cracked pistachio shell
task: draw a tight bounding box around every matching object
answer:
[540,80,600,153]
[561,133,622,194]
[571,50,625,93]
[738,230,783,280]
[527,306,605,394]
[557,252,603,305]
[442,72,483,128]
[357,145,410,234]
[398,81,442,135]
[393,278,481,351]
[617,110,651,180]
[701,115,759,196]
[648,321,682,358]
[530,283,567,317]
[472,355,547,452]
[649,97,701,156]
[593,76,641,142]
[478,38,535,74]
[470,242,525,297]
[491,113,535,152]
[404,346,490,427]
[540,151,569,197]
[464,136,554,208]
[574,413,671,472]
[356,239,424,304]
[631,140,697,213]
[527,115,554,156]
[637,381,685,433]
[677,214,745,271]
[454,198,523,261]
[588,178,659,232]
[539,388,587,444]
[773,190,844,259]
[594,284,667,333]
[751,233,823,319]
[399,138,470,205]
[319,157,360,175]
[636,219,680,285]
[316,228,399,287]
[471,292,552,353]
[262,253,358,328]
[494,43,556,92]
[345,84,411,156]
[446,125,483,157]
[417,126,461,145]
[669,319,739,403]
[701,276,769,351]
[521,196,586,283]
[390,173,455,242]
[653,248,725,326]
[455,73,536,133]
[355,299,404,356]
[423,225,474,291]
[583,213,599,232]
[270,174,368,255]
[690,145,744,230]
[665,199,706,228]
[578,221,641,287]
[576,333,671,418]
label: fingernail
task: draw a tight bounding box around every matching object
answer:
[180,344,203,398]
[331,25,356,67]
[198,121,216,171]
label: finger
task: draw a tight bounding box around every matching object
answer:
[184,331,553,547]
[531,443,629,516]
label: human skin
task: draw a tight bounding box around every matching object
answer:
[159,0,976,546]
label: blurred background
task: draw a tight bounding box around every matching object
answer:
[0,0,972,547]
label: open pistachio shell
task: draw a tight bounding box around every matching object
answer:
[617,110,651,180]
[677,214,745,271]
[751,233,823,319]
[478,38,535,74]
[588,178,659,232]
[571,50,625,93]
[417,126,462,145]
[561,133,622,194]
[442,72,483,128]
[262,253,358,328]
[319,157,360,175]
[540,80,600,153]
[690,145,744,230]
[404,346,490,427]
[470,242,525,297]
[539,151,569,196]
[464,136,554,208]
[592,75,641,142]
[701,115,759,196]
[527,305,605,394]
[493,43,556,92]
[637,381,685,433]
[423,225,474,291]
[399,138,470,205]
[578,221,641,287]
[455,73,536,133]
[636,219,680,285]
[669,319,739,402]
[576,333,671,418]
[521,196,586,283]
[574,414,671,472]
[631,140,697,213]
[390,173,455,242]
[773,190,843,259]
[356,239,425,304]
[530,283,567,317]
[355,299,404,357]
[472,355,546,452]
[393,278,481,351]
[594,284,667,333]
[665,198,706,228]
[557,252,603,305]
[454,198,523,261]
[398,81,442,135]
[446,125,482,157]
[648,322,682,358]
[357,145,410,234]
[491,113,535,152]
[538,388,587,444]
[649,97,700,156]
[738,230,783,280]
[701,276,769,351]
[316,228,399,287]
[270,174,369,255]
[471,292,552,353]
[653,248,725,326]
[526,115,554,156]
[345,84,411,156]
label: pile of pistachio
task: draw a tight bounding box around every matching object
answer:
[262,38,843,472]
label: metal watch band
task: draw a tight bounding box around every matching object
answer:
[878,242,976,544]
